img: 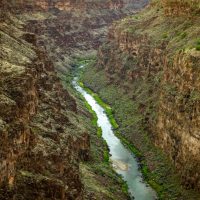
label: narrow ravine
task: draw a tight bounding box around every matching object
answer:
[72,67,157,200]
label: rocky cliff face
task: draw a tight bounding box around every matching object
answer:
[0,10,91,199]
[157,51,200,189]
[7,0,148,76]
[84,0,200,194]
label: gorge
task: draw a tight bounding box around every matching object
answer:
[0,0,200,200]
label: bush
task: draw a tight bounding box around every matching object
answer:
[162,33,168,39]
[197,38,200,45]
[196,39,200,51]
[196,45,200,51]
[180,32,187,39]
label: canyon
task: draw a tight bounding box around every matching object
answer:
[0,0,147,199]
[1,0,200,199]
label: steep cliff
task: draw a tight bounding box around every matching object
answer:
[81,0,200,198]
[0,10,89,199]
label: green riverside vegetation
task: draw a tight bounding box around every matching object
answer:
[77,83,129,196]
[68,61,130,199]
[78,79,164,198]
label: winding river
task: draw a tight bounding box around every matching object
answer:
[72,67,157,200]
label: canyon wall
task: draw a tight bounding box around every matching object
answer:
[0,10,91,199]
[83,0,200,195]
[1,0,147,11]
[5,0,148,76]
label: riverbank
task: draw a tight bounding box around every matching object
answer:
[78,77,162,198]
[65,64,130,199]
[80,59,200,200]
[73,67,157,199]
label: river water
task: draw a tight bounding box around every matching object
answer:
[72,70,157,200]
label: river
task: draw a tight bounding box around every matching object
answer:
[72,67,157,200]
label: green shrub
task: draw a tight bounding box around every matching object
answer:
[97,127,102,138]
[196,39,200,51]
[190,91,200,101]
[162,33,168,39]
[196,45,200,51]
[180,32,187,39]
[103,150,109,163]
[197,38,200,45]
